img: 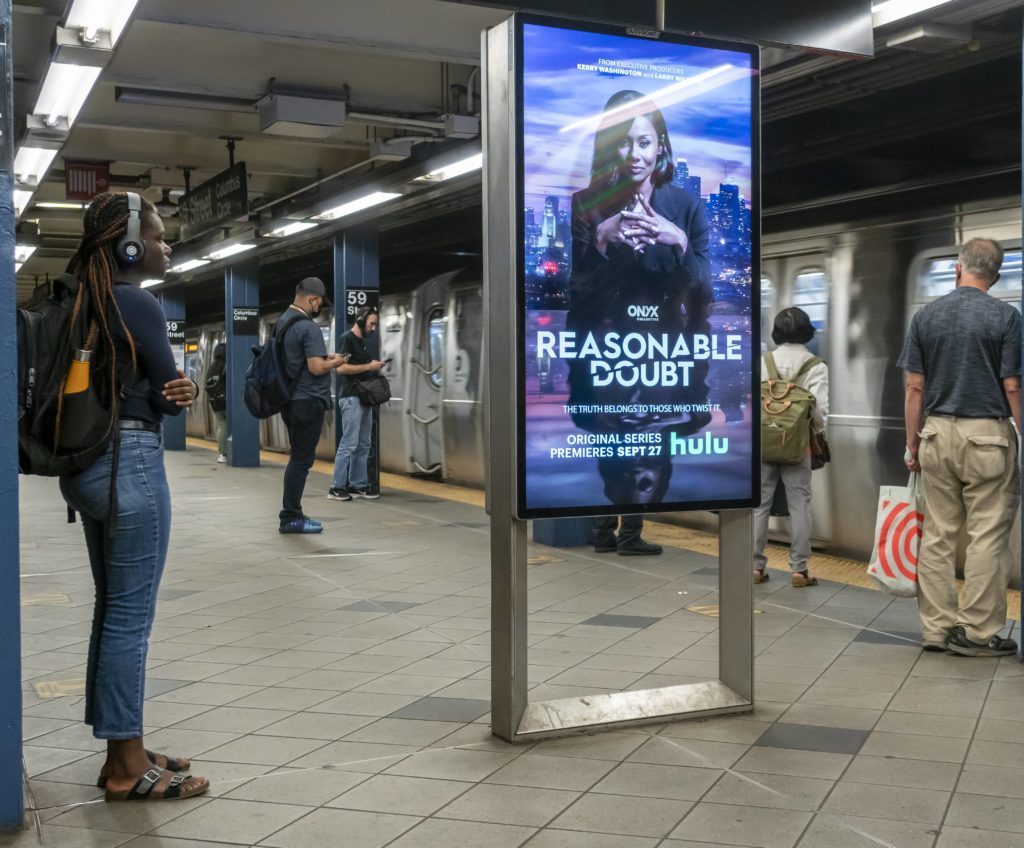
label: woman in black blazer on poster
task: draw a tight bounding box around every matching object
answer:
[566,89,713,534]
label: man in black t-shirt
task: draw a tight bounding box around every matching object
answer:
[329,307,384,501]
[279,278,346,533]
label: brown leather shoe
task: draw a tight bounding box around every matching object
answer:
[753,570,770,584]
[791,572,818,588]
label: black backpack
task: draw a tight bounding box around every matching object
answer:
[17,274,121,478]
[243,311,304,419]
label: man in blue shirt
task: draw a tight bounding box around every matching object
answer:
[899,238,1022,656]
[279,278,346,533]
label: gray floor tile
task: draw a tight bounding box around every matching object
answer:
[222,768,368,806]
[258,807,420,848]
[485,754,616,791]
[388,696,490,722]
[732,747,851,780]
[385,748,517,781]
[859,731,969,763]
[525,831,659,848]
[590,762,719,801]
[956,763,1024,800]
[702,772,833,811]
[754,723,869,755]
[327,774,473,815]
[342,600,421,612]
[937,826,1024,847]
[580,614,661,629]
[945,792,1024,833]
[344,717,466,746]
[436,783,579,827]
[550,793,692,838]
[670,802,811,848]
[796,814,941,848]
[843,754,961,791]
[823,781,950,825]
[385,818,536,848]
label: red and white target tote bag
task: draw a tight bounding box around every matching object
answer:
[867,473,923,598]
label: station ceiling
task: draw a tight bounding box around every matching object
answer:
[11,0,1023,301]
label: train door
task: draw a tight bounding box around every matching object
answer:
[442,284,485,487]
[183,334,204,439]
[761,252,834,546]
[378,295,416,474]
[405,274,450,475]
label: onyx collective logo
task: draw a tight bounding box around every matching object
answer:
[627,304,660,322]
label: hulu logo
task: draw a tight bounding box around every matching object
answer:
[670,431,730,456]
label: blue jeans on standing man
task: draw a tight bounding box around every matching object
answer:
[332,395,372,491]
[59,431,171,740]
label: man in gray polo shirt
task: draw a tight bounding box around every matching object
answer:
[899,238,1022,656]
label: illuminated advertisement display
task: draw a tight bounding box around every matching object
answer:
[516,17,759,518]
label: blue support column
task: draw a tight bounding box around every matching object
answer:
[0,0,23,829]
[157,285,186,451]
[332,226,381,493]
[225,259,261,467]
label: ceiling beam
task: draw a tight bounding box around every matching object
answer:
[131,13,483,65]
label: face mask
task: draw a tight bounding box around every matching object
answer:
[310,300,321,318]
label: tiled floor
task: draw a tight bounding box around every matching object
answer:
[6,448,1024,847]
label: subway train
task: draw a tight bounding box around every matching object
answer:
[184,194,1023,566]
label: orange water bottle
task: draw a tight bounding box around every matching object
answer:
[63,349,92,395]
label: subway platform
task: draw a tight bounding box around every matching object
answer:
[8,444,1024,848]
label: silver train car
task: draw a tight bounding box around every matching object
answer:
[185,197,1022,568]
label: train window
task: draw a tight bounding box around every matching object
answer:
[428,311,445,388]
[918,252,1023,309]
[793,270,828,331]
[320,325,331,350]
[760,276,773,353]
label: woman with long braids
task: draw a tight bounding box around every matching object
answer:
[59,192,209,802]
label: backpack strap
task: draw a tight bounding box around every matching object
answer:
[763,351,781,382]
[795,356,825,378]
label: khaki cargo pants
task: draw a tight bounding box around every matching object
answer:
[918,415,1019,644]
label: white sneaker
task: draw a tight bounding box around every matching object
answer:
[218,454,227,464]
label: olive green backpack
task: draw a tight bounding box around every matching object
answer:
[761,351,823,465]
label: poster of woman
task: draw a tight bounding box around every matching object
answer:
[518,19,759,517]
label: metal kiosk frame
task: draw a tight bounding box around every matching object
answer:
[484,15,756,743]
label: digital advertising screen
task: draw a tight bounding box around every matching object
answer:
[516,17,759,519]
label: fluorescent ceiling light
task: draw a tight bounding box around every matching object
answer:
[204,243,256,261]
[268,221,318,238]
[872,0,956,27]
[65,0,139,47]
[140,279,162,288]
[34,62,103,126]
[420,153,483,182]
[14,190,35,217]
[314,191,401,221]
[169,258,210,273]
[35,201,87,210]
[14,146,58,185]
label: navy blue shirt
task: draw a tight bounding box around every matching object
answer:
[898,287,1021,419]
[112,282,184,423]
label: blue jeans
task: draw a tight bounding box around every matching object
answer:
[59,431,171,739]
[332,395,372,490]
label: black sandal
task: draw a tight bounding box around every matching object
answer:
[97,750,191,788]
[105,767,208,802]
